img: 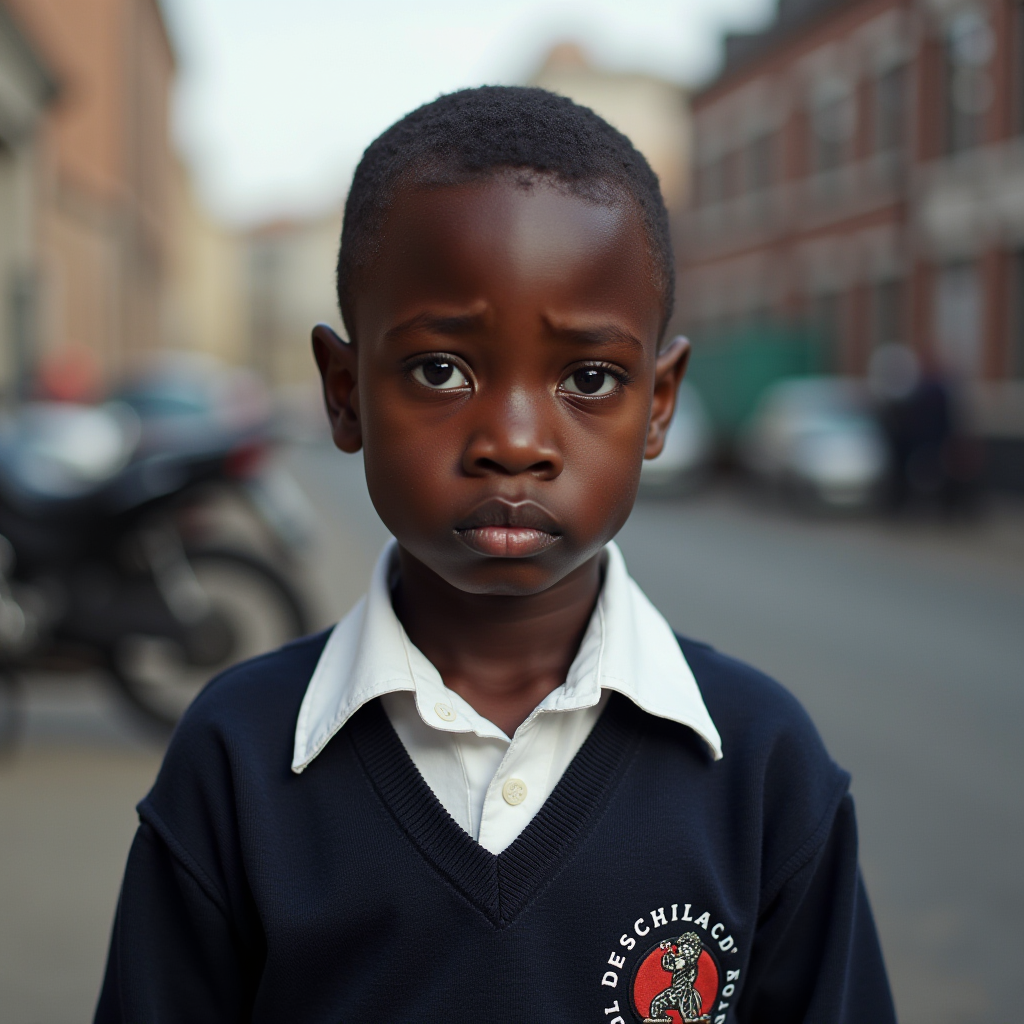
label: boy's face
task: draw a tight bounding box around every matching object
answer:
[315,175,688,596]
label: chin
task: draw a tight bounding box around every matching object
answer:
[443,562,571,597]
[427,541,600,596]
[395,536,607,599]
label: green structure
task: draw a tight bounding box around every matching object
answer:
[686,324,822,438]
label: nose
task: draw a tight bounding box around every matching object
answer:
[461,387,563,479]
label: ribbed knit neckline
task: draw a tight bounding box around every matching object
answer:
[347,692,642,927]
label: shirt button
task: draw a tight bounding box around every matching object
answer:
[433,702,456,722]
[502,778,527,806]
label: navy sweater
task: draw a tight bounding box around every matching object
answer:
[95,631,895,1023]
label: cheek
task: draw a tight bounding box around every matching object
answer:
[560,407,650,524]
[359,390,464,523]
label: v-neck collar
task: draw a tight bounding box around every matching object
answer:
[347,692,644,927]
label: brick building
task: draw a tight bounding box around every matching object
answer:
[0,5,55,393]
[680,0,1024,394]
[0,0,176,391]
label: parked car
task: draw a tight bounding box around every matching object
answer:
[739,377,888,510]
[639,381,714,493]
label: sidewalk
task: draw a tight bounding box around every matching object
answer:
[0,689,162,1023]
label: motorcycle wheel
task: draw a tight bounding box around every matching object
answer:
[109,548,311,729]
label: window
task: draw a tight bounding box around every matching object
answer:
[934,262,983,375]
[944,8,994,153]
[808,290,844,371]
[698,157,724,206]
[873,279,906,348]
[810,79,856,173]
[875,65,907,154]
[1012,251,1024,377]
[1015,1,1024,134]
[746,132,776,192]
[723,150,744,201]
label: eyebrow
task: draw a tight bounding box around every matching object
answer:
[383,310,645,351]
[543,317,644,351]
[384,311,485,340]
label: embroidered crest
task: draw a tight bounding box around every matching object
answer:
[632,932,720,1023]
[597,901,739,1024]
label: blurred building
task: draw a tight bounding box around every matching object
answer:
[682,0,1024,390]
[246,210,344,390]
[0,0,176,393]
[529,42,691,211]
[0,6,55,394]
[166,166,247,369]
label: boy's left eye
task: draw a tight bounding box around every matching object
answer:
[561,368,618,397]
[411,359,470,390]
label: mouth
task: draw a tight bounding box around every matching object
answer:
[454,498,562,558]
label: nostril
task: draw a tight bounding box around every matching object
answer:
[471,455,558,477]
[474,457,511,475]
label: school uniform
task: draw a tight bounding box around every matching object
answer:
[95,542,895,1024]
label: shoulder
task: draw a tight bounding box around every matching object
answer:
[177,628,331,746]
[140,630,331,836]
[677,634,827,759]
[676,634,850,885]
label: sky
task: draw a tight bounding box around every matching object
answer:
[161,0,774,227]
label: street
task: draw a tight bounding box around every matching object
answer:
[1,441,1021,1023]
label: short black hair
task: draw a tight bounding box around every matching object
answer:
[336,85,674,344]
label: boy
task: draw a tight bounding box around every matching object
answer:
[96,87,895,1022]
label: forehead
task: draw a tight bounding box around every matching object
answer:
[352,176,663,346]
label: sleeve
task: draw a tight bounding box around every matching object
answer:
[737,794,896,1024]
[94,822,260,1024]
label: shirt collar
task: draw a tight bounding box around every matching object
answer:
[292,540,722,773]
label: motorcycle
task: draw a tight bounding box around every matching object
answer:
[0,394,314,746]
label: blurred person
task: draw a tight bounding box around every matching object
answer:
[869,344,982,516]
[95,87,894,1023]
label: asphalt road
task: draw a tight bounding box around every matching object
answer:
[0,442,1020,1023]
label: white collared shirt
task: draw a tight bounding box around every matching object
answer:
[293,540,721,854]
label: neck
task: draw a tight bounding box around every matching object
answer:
[393,548,603,737]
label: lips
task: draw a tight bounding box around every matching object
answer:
[454,498,562,558]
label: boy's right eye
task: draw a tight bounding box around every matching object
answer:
[411,358,470,390]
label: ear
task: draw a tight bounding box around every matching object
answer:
[312,323,362,453]
[645,335,691,460]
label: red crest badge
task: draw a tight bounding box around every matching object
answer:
[631,932,720,1023]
